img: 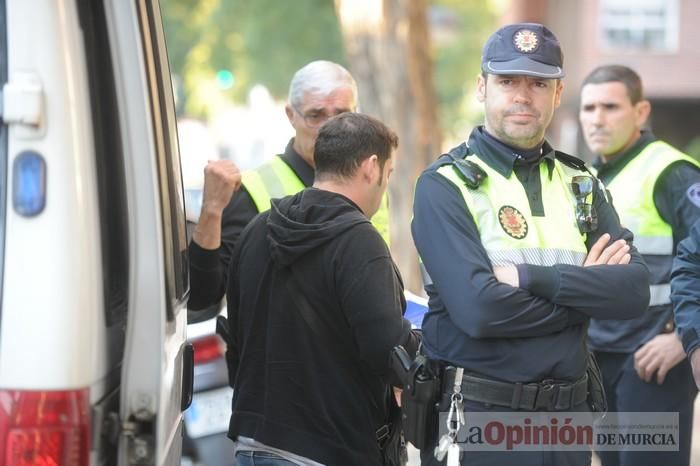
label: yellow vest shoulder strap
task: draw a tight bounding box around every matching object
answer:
[242,156,305,213]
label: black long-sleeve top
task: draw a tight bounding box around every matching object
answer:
[412,127,650,382]
[227,188,419,465]
[188,139,313,310]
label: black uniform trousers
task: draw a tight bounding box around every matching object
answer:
[594,350,697,466]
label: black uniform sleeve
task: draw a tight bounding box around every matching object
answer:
[338,225,420,384]
[671,219,700,355]
[188,187,259,310]
[412,170,586,340]
[654,161,700,246]
[658,162,700,355]
[519,179,650,320]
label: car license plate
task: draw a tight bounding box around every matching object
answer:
[184,386,233,438]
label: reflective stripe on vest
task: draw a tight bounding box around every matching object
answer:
[242,155,391,244]
[437,155,588,267]
[606,141,700,306]
[632,236,673,255]
[488,248,587,267]
[649,283,671,307]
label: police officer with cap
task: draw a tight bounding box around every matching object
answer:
[411,23,650,465]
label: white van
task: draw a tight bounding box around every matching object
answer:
[0,0,191,464]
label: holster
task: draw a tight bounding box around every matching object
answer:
[586,352,607,417]
[400,354,441,449]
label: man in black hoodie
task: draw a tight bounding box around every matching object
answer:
[226,112,419,466]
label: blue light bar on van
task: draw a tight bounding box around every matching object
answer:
[12,151,46,217]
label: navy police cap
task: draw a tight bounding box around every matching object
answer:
[481,23,565,79]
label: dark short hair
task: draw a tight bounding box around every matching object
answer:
[581,65,644,104]
[314,113,398,180]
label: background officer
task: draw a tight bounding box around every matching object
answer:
[580,64,700,466]
[412,23,650,466]
[188,60,390,312]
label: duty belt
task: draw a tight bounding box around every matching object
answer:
[443,369,589,411]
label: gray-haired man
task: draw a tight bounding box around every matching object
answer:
[188,60,366,311]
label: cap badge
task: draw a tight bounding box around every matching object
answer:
[513,29,539,53]
[498,205,528,239]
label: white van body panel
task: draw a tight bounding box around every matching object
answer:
[0,0,107,390]
[0,0,189,464]
[106,1,188,462]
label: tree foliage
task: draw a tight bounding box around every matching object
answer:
[162,0,346,117]
[162,0,495,128]
[432,0,497,139]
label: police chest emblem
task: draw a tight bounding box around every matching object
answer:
[513,29,539,53]
[498,205,528,239]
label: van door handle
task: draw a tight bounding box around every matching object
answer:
[181,343,194,411]
[1,71,46,138]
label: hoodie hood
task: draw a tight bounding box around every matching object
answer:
[268,188,370,266]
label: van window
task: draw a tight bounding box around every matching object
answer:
[0,0,8,325]
[137,0,189,317]
[77,0,129,327]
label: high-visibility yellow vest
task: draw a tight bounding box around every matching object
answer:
[437,154,589,267]
[604,141,700,306]
[243,155,391,244]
